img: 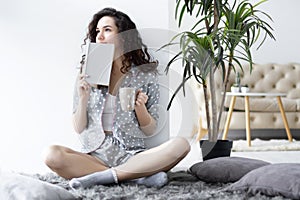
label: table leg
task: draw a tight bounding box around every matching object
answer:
[222,96,236,140]
[245,96,251,146]
[276,96,293,142]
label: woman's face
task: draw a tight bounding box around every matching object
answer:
[96,16,120,47]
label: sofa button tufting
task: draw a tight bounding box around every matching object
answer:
[204,63,299,138]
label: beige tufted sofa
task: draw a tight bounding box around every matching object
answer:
[193,63,300,138]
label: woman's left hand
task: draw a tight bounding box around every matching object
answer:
[135,89,148,107]
[134,89,153,129]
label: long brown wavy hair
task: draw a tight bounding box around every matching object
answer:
[80,7,158,74]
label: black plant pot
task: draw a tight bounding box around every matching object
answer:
[199,140,233,161]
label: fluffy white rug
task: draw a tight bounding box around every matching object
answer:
[232,138,300,152]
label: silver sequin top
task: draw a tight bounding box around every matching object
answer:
[73,66,160,153]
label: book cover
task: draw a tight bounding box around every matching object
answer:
[83,43,115,86]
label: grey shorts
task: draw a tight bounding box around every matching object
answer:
[89,135,133,167]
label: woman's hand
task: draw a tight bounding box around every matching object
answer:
[135,89,148,107]
[134,89,156,136]
[77,74,91,101]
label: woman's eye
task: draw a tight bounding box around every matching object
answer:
[105,28,111,32]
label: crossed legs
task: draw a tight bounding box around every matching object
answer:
[44,145,108,179]
[44,137,190,183]
[115,137,190,180]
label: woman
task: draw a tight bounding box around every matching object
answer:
[44,7,190,189]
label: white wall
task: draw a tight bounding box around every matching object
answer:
[251,0,300,63]
[1,0,299,174]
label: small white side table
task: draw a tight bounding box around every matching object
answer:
[222,92,293,146]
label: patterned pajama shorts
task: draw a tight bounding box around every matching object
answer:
[89,135,133,167]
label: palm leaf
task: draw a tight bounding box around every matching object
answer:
[166,75,192,110]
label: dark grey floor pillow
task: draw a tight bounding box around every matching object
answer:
[189,157,270,183]
[225,163,300,199]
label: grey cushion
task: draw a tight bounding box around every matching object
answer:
[0,171,77,200]
[189,157,270,183]
[225,163,300,199]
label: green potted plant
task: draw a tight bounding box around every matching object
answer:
[163,0,275,160]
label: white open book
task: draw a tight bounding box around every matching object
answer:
[83,43,115,86]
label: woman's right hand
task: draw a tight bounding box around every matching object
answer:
[77,74,91,101]
[73,74,90,134]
